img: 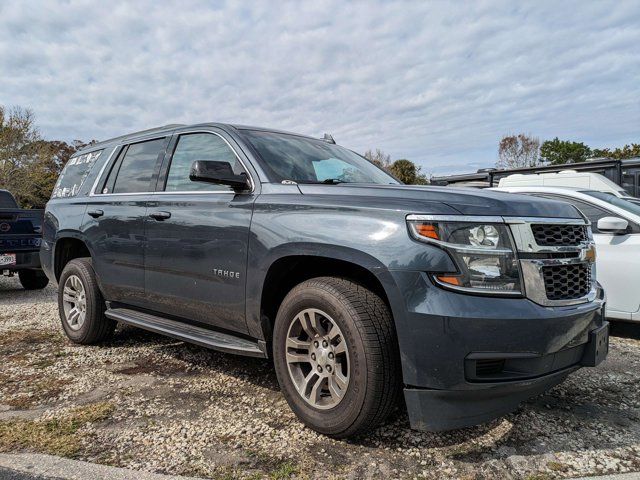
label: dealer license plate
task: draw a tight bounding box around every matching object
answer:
[0,253,16,266]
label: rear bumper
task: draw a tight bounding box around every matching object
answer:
[0,250,42,271]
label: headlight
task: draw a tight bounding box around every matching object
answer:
[408,218,522,295]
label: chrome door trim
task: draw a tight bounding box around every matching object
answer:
[89,129,256,197]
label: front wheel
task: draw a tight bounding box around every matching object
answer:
[273,277,400,438]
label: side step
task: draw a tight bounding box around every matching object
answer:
[105,308,266,358]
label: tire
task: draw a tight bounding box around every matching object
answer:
[58,258,115,344]
[273,277,401,438]
[18,269,49,290]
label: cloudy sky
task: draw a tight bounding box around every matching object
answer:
[1,1,638,175]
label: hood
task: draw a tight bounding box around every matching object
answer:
[296,184,582,219]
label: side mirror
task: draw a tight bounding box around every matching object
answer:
[189,160,250,191]
[597,216,629,234]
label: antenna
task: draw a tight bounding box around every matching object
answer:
[322,133,336,144]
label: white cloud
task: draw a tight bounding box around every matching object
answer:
[0,0,638,173]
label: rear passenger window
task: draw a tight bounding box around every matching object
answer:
[164,133,244,192]
[102,138,165,194]
[52,150,103,198]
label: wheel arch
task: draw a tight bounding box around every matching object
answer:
[53,233,93,281]
[249,243,405,344]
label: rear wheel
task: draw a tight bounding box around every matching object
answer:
[273,277,400,438]
[18,269,49,290]
[58,258,115,344]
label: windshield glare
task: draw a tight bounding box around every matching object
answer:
[583,190,640,217]
[240,130,399,185]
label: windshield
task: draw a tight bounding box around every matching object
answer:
[240,130,399,185]
[583,190,640,217]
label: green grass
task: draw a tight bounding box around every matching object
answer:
[270,461,297,480]
[0,402,115,457]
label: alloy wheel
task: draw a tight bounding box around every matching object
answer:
[62,274,87,331]
[285,308,350,409]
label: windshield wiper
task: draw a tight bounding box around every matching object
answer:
[292,179,348,185]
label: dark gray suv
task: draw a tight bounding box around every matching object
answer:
[41,123,609,437]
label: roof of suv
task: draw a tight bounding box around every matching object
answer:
[76,123,324,156]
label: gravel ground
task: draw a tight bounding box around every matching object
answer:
[1,275,639,480]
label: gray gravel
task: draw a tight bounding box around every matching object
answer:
[1,274,639,479]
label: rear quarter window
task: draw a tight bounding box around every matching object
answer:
[52,150,104,198]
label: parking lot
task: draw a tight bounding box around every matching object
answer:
[1,275,639,480]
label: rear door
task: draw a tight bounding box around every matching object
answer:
[143,129,256,334]
[82,136,169,307]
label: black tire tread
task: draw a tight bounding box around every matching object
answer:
[59,258,115,344]
[18,269,49,290]
[282,276,401,438]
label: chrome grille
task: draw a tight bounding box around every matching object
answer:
[531,224,587,246]
[507,217,595,306]
[542,263,591,300]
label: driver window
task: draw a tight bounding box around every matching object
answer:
[165,133,244,192]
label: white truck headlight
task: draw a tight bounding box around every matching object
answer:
[408,218,522,295]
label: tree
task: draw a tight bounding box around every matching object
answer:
[0,105,95,208]
[364,148,391,170]
[539,137,591,165]
[496,134,541,169]
[591,143,640,160]
[389,159,429,185]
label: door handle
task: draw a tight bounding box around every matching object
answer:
[149,211,171,221]
[87,209,104,218]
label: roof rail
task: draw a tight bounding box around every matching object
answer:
[86,124,186,149]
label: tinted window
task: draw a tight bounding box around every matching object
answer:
[0,191,18,209]
[622,171,636,197]
[240,130,398,185]
[582,190,640,218]
[105,138,165,194]
[165,133,244,192]
[52,150,103,198]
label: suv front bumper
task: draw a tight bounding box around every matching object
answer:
[404,322,608,431]
[387,271,608,432]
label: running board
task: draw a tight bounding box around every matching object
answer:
[105,308,266,358]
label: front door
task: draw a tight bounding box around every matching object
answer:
[593,232,640,318]
[144,131,255,334]
[82,137,169,307]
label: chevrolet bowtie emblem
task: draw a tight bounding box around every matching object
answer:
[581,244,597,263]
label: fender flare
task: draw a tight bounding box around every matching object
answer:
[245,242,407,342]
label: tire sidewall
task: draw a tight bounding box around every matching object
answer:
[273,282,369,435]
[58,259,104,343]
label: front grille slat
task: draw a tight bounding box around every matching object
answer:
[532,224,587,246]
[542,263,591,300]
